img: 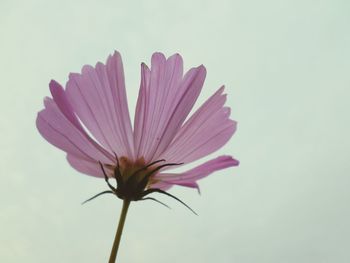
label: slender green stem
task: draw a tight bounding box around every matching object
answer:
[109,199,130,263]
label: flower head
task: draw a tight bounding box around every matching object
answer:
[36,51,239,203]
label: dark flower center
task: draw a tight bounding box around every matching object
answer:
[104,156,181,201]
[82,156,197,214]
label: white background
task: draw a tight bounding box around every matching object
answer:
[0,0,349,262]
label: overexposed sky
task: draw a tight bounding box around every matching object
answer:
[1,0,349,262]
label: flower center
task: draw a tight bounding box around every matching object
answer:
[104,157,181,201]
[84,157,197,214]
[118,157,149,183]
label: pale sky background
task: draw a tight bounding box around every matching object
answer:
[0,0,349,262]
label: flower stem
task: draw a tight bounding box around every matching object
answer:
[109,199,130,263]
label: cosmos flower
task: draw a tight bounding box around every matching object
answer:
[36,51,239,262]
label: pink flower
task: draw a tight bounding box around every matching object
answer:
[36,51,238,204]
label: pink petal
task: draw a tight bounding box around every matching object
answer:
[66,154,114,178]
[148,181,173,191]
[133,63,151,158]
[36,96,114,164]
[49,80,83,131]
[161,86,237,164]
[65,51,135,159]
[152,155,239,190]
[150,180,199,191]
[134,52,206,162]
